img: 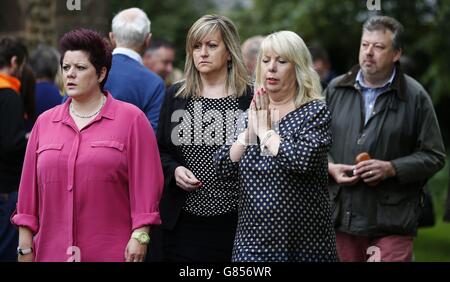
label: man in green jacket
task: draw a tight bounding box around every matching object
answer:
[325,16,446,262]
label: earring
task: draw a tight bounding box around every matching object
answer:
[227,60,232,70]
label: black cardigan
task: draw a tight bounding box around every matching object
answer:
[156,83,253,230]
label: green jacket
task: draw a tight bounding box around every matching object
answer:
[325,65,446,236]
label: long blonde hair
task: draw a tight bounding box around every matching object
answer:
[255,31,323,108]
[176,14,250,98]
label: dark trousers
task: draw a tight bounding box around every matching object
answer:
[146,225,164,262]
[161,211,237,262]
[0,191,18,261]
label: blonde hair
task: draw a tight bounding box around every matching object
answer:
[176,14,250,98]
[255,31,323,108]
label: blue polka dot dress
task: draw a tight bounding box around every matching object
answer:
[215,100,338,262]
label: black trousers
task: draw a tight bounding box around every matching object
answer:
[161,211,238,262]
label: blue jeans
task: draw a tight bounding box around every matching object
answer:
[0,191,18,261]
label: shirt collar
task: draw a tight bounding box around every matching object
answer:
[356,68,396,90]
[52,91,116,122]
[112,47,143,64]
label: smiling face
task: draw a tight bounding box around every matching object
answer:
[359,29,401,80]
[62,50,105,99]
[192,30,230,76]
[260,48,297,98]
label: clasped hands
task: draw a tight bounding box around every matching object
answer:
[239,87,273,145]
[328,159,396,186]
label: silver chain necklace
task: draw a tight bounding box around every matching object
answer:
[70,95,106,119]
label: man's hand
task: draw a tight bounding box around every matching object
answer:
[328,163,359,185]
[354,159,396,185]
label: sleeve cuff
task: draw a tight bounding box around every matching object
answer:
[390,159,405,183]
[11,214,39,234]
[132,212,162,230]
[275,139,295,167]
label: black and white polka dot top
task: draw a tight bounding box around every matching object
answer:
[179,96,241,216]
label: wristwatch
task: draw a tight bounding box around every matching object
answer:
[131,231,150,245]
[17,246,33,256]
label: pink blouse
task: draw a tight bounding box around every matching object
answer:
[12,92,163,262]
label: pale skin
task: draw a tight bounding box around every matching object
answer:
[62,50,107,130]
[328,29,400,185]
[17,50,149,262]
[230,48,297,162]
[143,47,175,80]
[174,30,231,192]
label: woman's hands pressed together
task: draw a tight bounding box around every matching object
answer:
[249,87,272,139]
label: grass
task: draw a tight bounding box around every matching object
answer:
[413,161,450,262]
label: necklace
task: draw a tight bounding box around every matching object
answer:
[70,95,106,119]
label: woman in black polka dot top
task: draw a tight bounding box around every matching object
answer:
[215,31,338,262]
[155,15,252,262]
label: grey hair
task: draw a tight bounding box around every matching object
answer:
[30,44,60,80]
[242,35,264,60]
[363,16,404,50]
[112,8,151,47]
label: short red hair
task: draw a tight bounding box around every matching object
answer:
[59,28,112,90]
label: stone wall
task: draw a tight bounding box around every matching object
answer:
[0,0,110,50]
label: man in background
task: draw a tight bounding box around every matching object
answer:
[143,38,176,86]
[241,35,264,79]
[106,7,165,131]
[310,46,337,89]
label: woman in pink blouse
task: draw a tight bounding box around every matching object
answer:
[12,29,164,262]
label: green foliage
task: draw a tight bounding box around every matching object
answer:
[230,0,450,104]
[415,161,450,262]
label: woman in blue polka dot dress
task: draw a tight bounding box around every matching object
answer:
[215,31,338,262]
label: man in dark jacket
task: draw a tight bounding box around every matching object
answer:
[0,37,28,261]
[325,16,446,262]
